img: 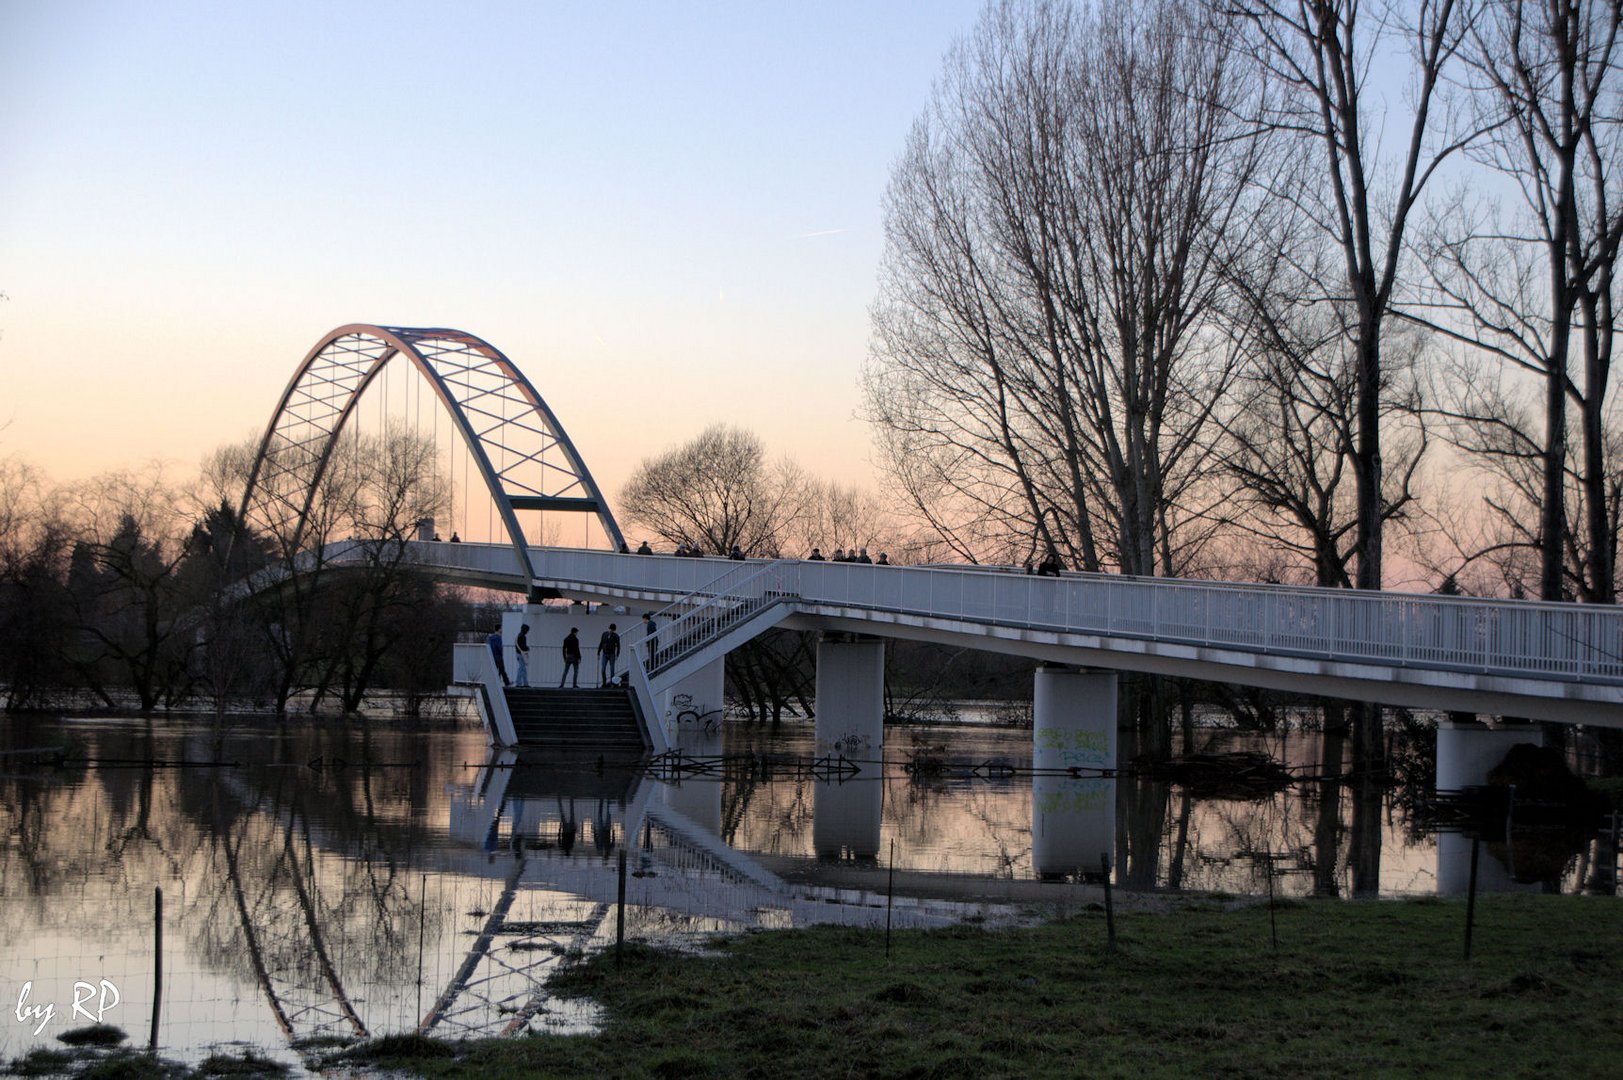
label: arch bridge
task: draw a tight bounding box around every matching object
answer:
[239,326,1623,780]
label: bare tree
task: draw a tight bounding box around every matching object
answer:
[1220,261,1430,588]
[866,0,1269,575]
[782,478,900,561]
[0,456,75,707]
[64,466,199,710]
[1228,0,1473,591]
[307,424,449,713]
[620,424,808,556]
[1411,0,1623,601]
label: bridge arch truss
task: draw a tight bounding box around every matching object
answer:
[240,324,623,578]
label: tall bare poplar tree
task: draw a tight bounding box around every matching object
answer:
[1228,0,1469,591]
[866,0,1268,575]
[1417,0,1623,601]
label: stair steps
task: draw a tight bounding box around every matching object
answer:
[503,687,648,751]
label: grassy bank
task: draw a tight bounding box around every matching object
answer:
[342,895,1621,1079]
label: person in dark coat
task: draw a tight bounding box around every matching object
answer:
[560,627,582,688]
[597,623,621,686]
[514,623,531,687]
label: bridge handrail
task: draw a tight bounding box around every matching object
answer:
[786,560,1623,682]
[390,542,1623,686]
[525,547,1623,684]
[917,559,1607,614]
[620,559,798,677]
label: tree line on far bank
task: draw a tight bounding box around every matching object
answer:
[0,431,470,716]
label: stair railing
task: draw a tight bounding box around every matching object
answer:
[623,652,669,752]
[627,560,799,678]
[474,643,517,746]
[618,559,801,743]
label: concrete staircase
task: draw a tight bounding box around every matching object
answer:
[503,687,648,752]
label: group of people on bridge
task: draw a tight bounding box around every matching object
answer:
[625,540,893,565]
[807,547,888,564]
[485,622,624,689]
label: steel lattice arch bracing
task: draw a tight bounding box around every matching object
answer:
[238,324,624,576]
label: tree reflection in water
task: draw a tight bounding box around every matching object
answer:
[0,713,1612,1065]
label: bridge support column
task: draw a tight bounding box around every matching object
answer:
[665,658,725,729]
[1032,666,1117,877]
[814,635,885,756]
[668,714,723,832]
[1434,718,1545,896]
[1435,718,1542,791]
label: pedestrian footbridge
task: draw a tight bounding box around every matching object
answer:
[232,324,1623,770]
[402,539,1623,743]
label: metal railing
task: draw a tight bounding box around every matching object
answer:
[619,560,798,679]
[525,548,1623,686]
[452,639,516,746]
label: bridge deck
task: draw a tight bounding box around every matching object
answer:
[383,541,1623,727]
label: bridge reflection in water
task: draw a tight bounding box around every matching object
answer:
[0,716,1613,1068]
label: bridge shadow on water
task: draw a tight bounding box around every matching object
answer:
[0,712,1614,1068]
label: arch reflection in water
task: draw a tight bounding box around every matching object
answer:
[451,747,970,942]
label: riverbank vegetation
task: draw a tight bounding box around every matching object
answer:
[333,895,1621,1078]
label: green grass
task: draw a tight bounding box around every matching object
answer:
[338,895,1622,1078]
[5,1040,277,1079]
[7,1047,80,1076]
[192,1049,288,1077]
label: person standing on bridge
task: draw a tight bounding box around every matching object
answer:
[642,612,658,667]
[486,628,510,687]
[514,624,531,687]
[597,622,621,686]
[560,627,582,688]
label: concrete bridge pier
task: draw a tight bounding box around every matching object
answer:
[1435,718,1542,792]
[1435,717,1546,896]
[814,635,885,757]
[1032,666,1118,878]
[665,658,725,728]
[665,721,724,833]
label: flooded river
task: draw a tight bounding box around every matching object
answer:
[0,712,1614,1069]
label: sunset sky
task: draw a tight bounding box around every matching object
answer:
[0,1,983,509]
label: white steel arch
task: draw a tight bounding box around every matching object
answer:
[239,324,624,579]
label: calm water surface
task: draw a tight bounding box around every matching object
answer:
[0,713,1613,1069]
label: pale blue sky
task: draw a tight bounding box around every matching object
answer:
[0,0,984,499]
